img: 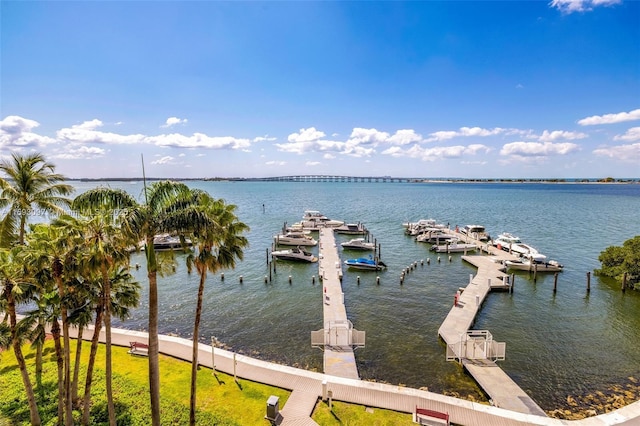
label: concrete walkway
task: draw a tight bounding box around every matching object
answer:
[67,324,640,425]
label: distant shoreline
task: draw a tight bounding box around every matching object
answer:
[69,177,640,184]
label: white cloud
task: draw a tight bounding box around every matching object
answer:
[253,136,277,142]
[538,130,588,142]
[387,129,423,145]
[578,109,640,126]
[613,127,640,142]
[73,119,103,130]
[0,115,56,149]
[348,128,390,145]
[306,161,321,166]
[288,127,326,143]
[265,160,286,166]
[549,0,621,14]
[500,141,580,157]
[150,133,251,150]
[161,117,188,128]
[151,156,175,165]
[425,127,506,142]
[52,146,106,160]
[593,143,640,162]
[57,125,146,145]
[382,144,490,161]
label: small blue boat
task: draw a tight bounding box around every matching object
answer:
[344,255,387,271]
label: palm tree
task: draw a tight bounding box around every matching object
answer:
[0,152,72,247]
[0,247,41,425]
[75,212,131,425]
[73,181,195,425]
[185,193,248,425]
[25,222,81,426]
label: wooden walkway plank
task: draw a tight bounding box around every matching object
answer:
[437,242,547,417]
[317,228,360,379]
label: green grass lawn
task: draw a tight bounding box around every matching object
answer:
[0,339,289,425]
[311,400,414,425]
[0,339,415,425]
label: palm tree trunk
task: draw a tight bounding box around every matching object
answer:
[55,275,73,426]
[51,319,65,426]
[146,237,161,426]
[5,281,41,426]
[189,269,207,425]
[72,325,84,407]
[35,319,44,399]
[103,266,116,426]
[82,304,104,426]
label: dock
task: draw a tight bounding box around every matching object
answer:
[437,230,547,416]
[315,228,360,380]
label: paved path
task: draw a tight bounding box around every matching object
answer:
[56,320,640,425]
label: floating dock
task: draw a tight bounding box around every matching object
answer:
[316,228,360,380]
[437,230,547,416]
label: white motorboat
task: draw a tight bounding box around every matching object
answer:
[431,242,477,253]
[344,256,387,271]
[152,234,192,251]
[461,225,490,241]
[334,223,368,235]
[271,247,318,263]
[404,219,447,236]
[416,231,456,244]
[341,238,375,251]
[274,232,318,246]
[300,210,344,229]
[504,256,563,272]
[492,233,541,257]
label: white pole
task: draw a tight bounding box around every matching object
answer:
[211,336,216,373]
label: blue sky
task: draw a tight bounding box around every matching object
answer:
[1,0,638,179]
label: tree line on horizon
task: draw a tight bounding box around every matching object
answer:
[0,152,249,426]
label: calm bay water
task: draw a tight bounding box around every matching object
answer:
[72,180,640,411]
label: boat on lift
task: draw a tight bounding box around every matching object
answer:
[341,238,375,251]
[271,246,318,263]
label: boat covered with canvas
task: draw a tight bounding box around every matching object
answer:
[344,256,386,271]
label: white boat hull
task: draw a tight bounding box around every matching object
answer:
[504,260,563,272]
[431,243,477,253]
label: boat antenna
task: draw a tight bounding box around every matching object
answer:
[141,153,149,204]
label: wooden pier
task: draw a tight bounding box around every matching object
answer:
[437,234,547,417]
[313,228,361,379]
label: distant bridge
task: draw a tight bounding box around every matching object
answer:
[228,175,419,183]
